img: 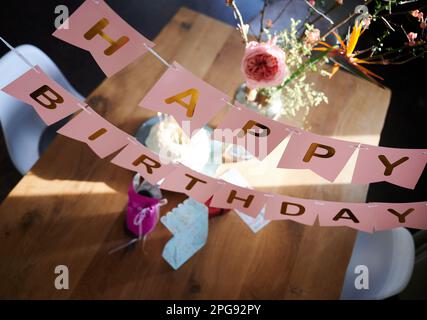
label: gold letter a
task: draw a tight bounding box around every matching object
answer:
[164,88,199,118]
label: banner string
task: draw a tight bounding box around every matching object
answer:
[126,136,139,145]
[77,102,92,114]
[285,127,302,135]
[143,43,172,69]
[350,143,369,150]
[221,97,242,110]
[0,36,40,74]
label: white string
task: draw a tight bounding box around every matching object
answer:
[108,200,167,255]
[0,36,40,73]
[77,102,92,114]
[304,0,334,25]
[221,98,242,110]
[108,238,139,254]
[127,136,139,145]
[350,143,369,150]
[143,43,173,69]
[285,127,302,135]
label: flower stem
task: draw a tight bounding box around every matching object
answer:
[277,49,331,89]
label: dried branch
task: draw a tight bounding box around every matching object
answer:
[227,0,248,45]
[321,0,373,39]
[258,0,269,42]
[307,3,339,26]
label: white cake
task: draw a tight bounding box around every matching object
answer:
[145,116,211,172]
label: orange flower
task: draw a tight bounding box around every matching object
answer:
[313,21,383,84]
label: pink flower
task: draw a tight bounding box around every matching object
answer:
[411,10,424,22]
[407,32,418,46]
[407,32,418,41]
[362,16,371,28]
[305,28,321,45]
[309,0,316,6]
[241,39,289,89]
[411,10,420,18]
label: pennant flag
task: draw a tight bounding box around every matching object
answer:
[210,181,268,217]
[213,102,292,160]
[264,193,318,226]
[57,107,130,158]
[316,201,377,232]
[52,0,154,77]
[1,66,82,125]
[138,62,229,136]
[351,145,427,189]
[372,201,427,231]
[111,142,176,184]
[277,131,356,182]
[160,164,220,203]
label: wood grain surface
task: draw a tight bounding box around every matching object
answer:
[0,8,390,299]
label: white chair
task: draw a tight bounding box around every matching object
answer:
[0,44,84,174]
[340,227,415,300]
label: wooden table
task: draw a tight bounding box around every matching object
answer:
[0,8,390,299]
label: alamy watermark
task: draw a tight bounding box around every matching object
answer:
[54,5,69,29]
[354,265,369,290]
[54,265,69,290]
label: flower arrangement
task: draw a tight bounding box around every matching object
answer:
[227,0,427,122]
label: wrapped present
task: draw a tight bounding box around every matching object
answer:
[126,174,163,238]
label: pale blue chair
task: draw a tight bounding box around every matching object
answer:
[341,228,415,300]
[0,44,83,174]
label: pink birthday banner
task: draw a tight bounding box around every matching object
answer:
[0,0,426,232]
[1,62,427,232]
[49,0,427,190]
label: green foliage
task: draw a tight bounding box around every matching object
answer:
[263,19,329,118]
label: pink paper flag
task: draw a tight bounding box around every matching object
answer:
[264,194,318,226]
[52,0,154,77]
[351,145,427,189]
[111,142,176,184]
[210,181,268,217]
[277,132,357,182]
[57,107,130,158]
[160,164,220,202]
[372,201,427,231]
[213,103,291,159]
[1,66,82,125]
[138,62,229,136]
[316,201,376,232]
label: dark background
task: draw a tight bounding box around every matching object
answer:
[0,1,425,212]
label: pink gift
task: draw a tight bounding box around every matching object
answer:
[126,174,163,238]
